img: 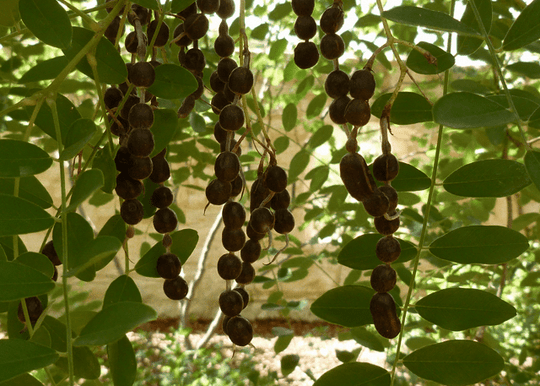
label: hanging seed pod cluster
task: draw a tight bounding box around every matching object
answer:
[292,0,319,69]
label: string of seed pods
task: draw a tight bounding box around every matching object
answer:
[292,0,319,69]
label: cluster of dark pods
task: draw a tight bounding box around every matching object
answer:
[292,0,319,69]
[319,1,345,62]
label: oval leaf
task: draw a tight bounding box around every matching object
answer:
[403,340,504,385]
[310,286,375,327]
[443,159,531,197]
[150,109,178,157]
[61,119,97,160]
[288,150,310,181]
[0,176,53,209]
[74,301,157,346]
[429,225,529,264]
[15,252,54,279]
[0,139,52,178]
[415,288,517,331]
[0,261,55,301]
[371,92,433,125]
[338,234,417,270]
[507,61,540,79]
[103,275,142,309]
[170,228,198,265]
[0,339,59,383]
[32,93,81,142]
[92,146,116,194]
[503,0,540,51]
[524,150,540,190]
[434,92,515,129]
[67,169,105,212]
[147,64,198,100]
[313,362,390,386]
[306,93,327,119]
[107,335,137,386]
[19,56,69,83]
[65,236,121,280]
[282,103,297,132]
[371,161,431,192]
[0,0,20,28]
[0,194,54,236]
[407,42,455,74]
[19,0,72,49]
[56,346,101,380]
[134,241,166,278]
[457,0,492,56]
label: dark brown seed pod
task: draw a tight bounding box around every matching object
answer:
[249,207,274,234]
[222,226,246,252]
[215,151,240,182]
[52,266,58,281]
[294,41,319,69]
[329,95,351,124]
[247,223,265,241]
[184,13,209,40]
[18,297,43,324]
[219,104,244,131]
[265,165,287,193]
[105,0,125,13]
[249,177,271,212]
[151,186,174,209]
[217,57,238,83]
[104,87,124,110]
[184,48,206,73]
[373,154,400,182]
[206,179,232,205]
[325,70,350,99]
[320,33,345,60]
[294,15,317,40]
[226,315,253,346]
[223,201,246,229]
[128,4,151,26]
[350,69,376,100]
[219,290,244,317]
[163,276,189,300]
[147,19,170,47]
[344,98,371,127]
[215,20,235,57]
[379,185,398,213]
[173,23,192,47]
[217,253,242,280]
[374,215,400,236]
[121,95,140,120]
[104,16,124,44]
[362,188,390,217]
[127,128,155,158]
[339,152,377,202]
[235,262,255,285]
[149,152,171,184]
[371,264,397,293]
[217,0,235,19]
[228,67,254,95]
[156,253,182,279]
[271,189,290,210]
[214,121,228,143]
[177,95,196,119]
[291,0,314,16]
[161,234,171,247]
[197,0,220,14]
[128,156,153,180]
[370,292,401,339]
[222,315,232,335]
[240,239,261,263]
[128,103,154,130]
[230,174,243,198]
[109,115,129,137]
[120,199,144,225]
[273,208,295,234]
[234,287,249,309]
[178,1,197,18]
[190,76,204,100]
[115,173,143,200]
[125,31,147,54]
[210,71,226,93]
[320,6,344,34]
[42,240,61,266]
[153,208,178,233]
[376,236,401,263]
[211,92,230,115]
[223,82,236,103]
[129,62,156,88]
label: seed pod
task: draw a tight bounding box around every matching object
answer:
[215,151,240,182]
[18,297,43,324]
[222,227,246,252]
[320,33,345,60]
[219,290,244,317]
[163,276,189,300]
[219,104,244,131]
[379,185,398,213]
[173,23,192,47]
[371,264,397,293]
[250,177,271,212]
[273,209,295,234]
[294,15,317,40]
[115,173,143,200]
[42,240,61,266]
[104,87,124,110]
[291,0,315,16]
[374,215,400,236]
[240,239,261,263]
[223,201,246,229]
[217,253,242,280]
[234,287,250,309]
[246,223,265,241]
[120,199,144,225]
[370,292,401,339]
[217,0,235,18]
[197,0,220,14]
[183,48,206,72]
[344,98,371,127]
[350,69,376,100]
[362,188,389,217]
[153,208,178,234]
[329,95,350,124]
[128,103,154,130]
[228,67,254,95]
[230,174,243,198]
[210,71,226,93]
[128,156,153,180]
[217,57,238,83]
[214,31,235,58]
[373,154,399,182]
[177,95,196,118]
[340,152,377,202]
[235,261,255,285]
[183,13,209,40]
[325,70,350,99]
[206,179,232,205]
[156,253,182,279]
[320,6,344,34]
[294,41,319,69]
[226,315,253,346]
[249,207,274,234]
[265,165,288,193]
[127,128,155,158]
[271,189,290,210]
[376,236,401,263]
[151,186,174,209]
[147,19,170,47]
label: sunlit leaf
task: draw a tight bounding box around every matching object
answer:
[371,92,433,125]
[407,42,455,74]
[503,0,540,51]
[313,362,390,386]
[19,0,72,49]
[310,286,374,327]
[0,140,52,178]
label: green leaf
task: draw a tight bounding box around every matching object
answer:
[56,346,101,380]
[189,112,206,133]
[63,27,127,85]
[382,6,480,37]
[0,140,52,178]
[19,56,69,83]
[443,159,531,197]
[274,136,290,154]
[288,150,310,181]
[97,214,126,246]
[282,103,297,132]
[33,93,81,142]
[0,339,59,383]
[407,42,455,74]
[511,212,540,231]
[107,335,137,386]
[0,261,54,301]
[170,0,195,13]
[74,302,157,346]
[507,61,540,79]
[0,373,43,386]
[15,252,54,279]
[338,234,417,270]
[0,195,54,236]
[306,93,327,119]
[405,337,436,351]
[415,288,516,331]
[273,327,294,354]
[308,125,333,149]
[42,316,69,352]
[371,92,433,125]
[268,39,288,61]
[403,340,504,385]
[529,106,540,129]
[67,169,104,212]
[457,0,492,56]
[65,236,122,280]
[0,0,20,28]
[0,176,53,209]
[150,109,178,157]
[524,150,540,191]
[19,0,72,49]
[103,275,142,309]
[310,286,375,327]
[147,64,198,100]
[134,241,166,278]
[433,92,515,129]
[132,0,159,10]
[350,327,385,352]
[374,162,431,192]
[61,119,97,160]
[503,0,540,51]
[313,362,390,386]
[93,146,116,194]
[280,354,299,377]
[170,229,198,265]
[429,225,529,264]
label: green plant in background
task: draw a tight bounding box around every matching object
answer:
[1,0,540,385]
